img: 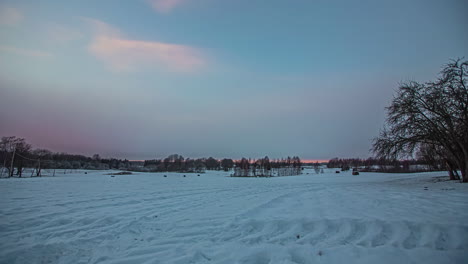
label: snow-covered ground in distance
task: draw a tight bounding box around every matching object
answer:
[1,169,467,264]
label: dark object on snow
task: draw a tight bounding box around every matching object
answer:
[197,174,200,176]
[296,235,300,239]
[85,172,87,174]
[183,175,186,177]
[318,250,323,256]
[110,175,115,177]
[335,171,340,173]
[164,175,167,177]
[352,171,359,175]
[107,171,132,176]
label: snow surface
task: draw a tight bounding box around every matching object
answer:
[1,169,467,264]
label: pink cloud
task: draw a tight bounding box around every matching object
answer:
[0,45,52,57]
[85,18,206,72]
[147,0,186,13]
[0,7,23,25]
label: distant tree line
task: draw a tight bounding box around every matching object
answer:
[142,155,235,173]
[0,136,241,177]
[233,156,302,177]
[327,156,444,173]
[0,136,133,177]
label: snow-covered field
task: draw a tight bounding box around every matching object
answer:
[1,169,467,264]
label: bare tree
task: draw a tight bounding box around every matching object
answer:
[373,58,468,182]
[0,136,32,177]
[220,158,234,171]
[32,149,52,177]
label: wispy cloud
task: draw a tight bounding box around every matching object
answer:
[85,18,206,72]
[0,45,52,58]
[0,7,23,26]
[47,24,84,43]
[147,0,186,13]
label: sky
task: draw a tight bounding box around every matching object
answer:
[0,0,467,161]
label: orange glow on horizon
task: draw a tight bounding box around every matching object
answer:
[301,159,329,163]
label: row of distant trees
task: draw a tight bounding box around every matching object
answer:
[141,156,304,176]
[1,134,456,178]
[327,156,445,173]
[0,139,304,178]
[0,136,135,177]
[0,138,240,177]
[233,156,302,177]
[142,154,234,172]
[1,136,287,177]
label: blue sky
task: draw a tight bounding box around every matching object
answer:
[0,0,467,160]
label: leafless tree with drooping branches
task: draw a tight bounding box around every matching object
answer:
[373,58,468,182]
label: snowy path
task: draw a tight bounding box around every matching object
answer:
[1,170,467,264]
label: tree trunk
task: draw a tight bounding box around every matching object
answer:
[462,159,468,183]
[446,160,460,180]
[9,148,15,178]
[36,160,41,177]
[461,147,468,183]
[448,169,455,180]
[1,158,6,177]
